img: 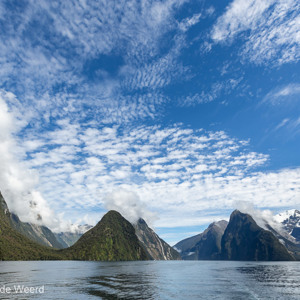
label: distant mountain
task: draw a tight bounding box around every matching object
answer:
[221,210,294,261]
[54,225,93,248]
[134,218,180,260]
[174,220,228,260]
[274,209,300,242]
[64,211,149,261]
[0,192,64,260]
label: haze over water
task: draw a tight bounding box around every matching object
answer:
[0,261,299,299]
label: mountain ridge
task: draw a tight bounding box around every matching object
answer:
[221,210,294,261]
[64,210,149,261]
[134,218,180,260]
[0,192,64,260]
[174,220,228,260]
[1,190,299,261]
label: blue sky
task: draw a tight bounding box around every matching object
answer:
[0,0,299,244]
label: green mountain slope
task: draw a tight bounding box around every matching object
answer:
[0,192,64,260]
[64,210,149,261]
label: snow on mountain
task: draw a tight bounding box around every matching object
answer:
[274,209,300,242]
[274,209,300,225]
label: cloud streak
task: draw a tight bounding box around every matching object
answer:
[0,0,191,125]
[211,0,300,65]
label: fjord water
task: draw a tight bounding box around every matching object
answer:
[0,261,299,299]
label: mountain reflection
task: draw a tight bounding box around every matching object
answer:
[82,266,157,299]
[1,261,299,299]
[237,263,300,288]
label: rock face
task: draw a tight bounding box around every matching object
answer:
[0,192,92,249]
[174,220,228,260]
[264,223,300,261]
[0,192,63,260]
[65,211,149,261]
[134,218,181,260]
[1,191,64,249]
[221,210,294,261]
[9,212,64,249]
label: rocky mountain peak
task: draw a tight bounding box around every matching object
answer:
[134,218,180,260]
[221,210,294,261]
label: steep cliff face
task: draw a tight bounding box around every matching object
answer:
[8,212,64,248]
[134,218,181,260]
[1,191,65,248]
[0,192,9,214]
[221,210,294,261]
[174,220,228,260]
[65,211,149,261]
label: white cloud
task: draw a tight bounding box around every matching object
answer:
[263,83,300,105]
[211,0,274,42]
[12,109,299,229]
[103,189,157,226]
[0,0,192,125]
[178,13,202,32]
[0,93,59,229]
[1,92,300,232]
[211,0,300,65]
[182,78,241,105]
[260,84,300,137]
[234,201,295,241]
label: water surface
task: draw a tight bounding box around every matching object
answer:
[0,261,299,299]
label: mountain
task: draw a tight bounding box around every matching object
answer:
[1,192,93,249]
[0,192,64,260]
[274,209,300,242]
[8,212,64,248]
[134,218,180,260]
[54,225,93,248]
[221,210,294,261]
[64,210,149,261]
[174,220,228,260]
[264,223,300,260]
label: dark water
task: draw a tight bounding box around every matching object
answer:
[0,261,299,299]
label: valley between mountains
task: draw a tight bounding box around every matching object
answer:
[0,191,299,261]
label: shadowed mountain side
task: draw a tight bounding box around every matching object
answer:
[174,220,228,260]
[264,224,300,260]
[134,218,181,260]
[0,192,64,260]
[221,210,295,261]
[63,211,149,261]
[292,227,300,241]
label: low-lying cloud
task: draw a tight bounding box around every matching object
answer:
[103,189,157,226]
[0,93,59,229]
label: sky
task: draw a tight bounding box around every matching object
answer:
[0,0,299,245]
